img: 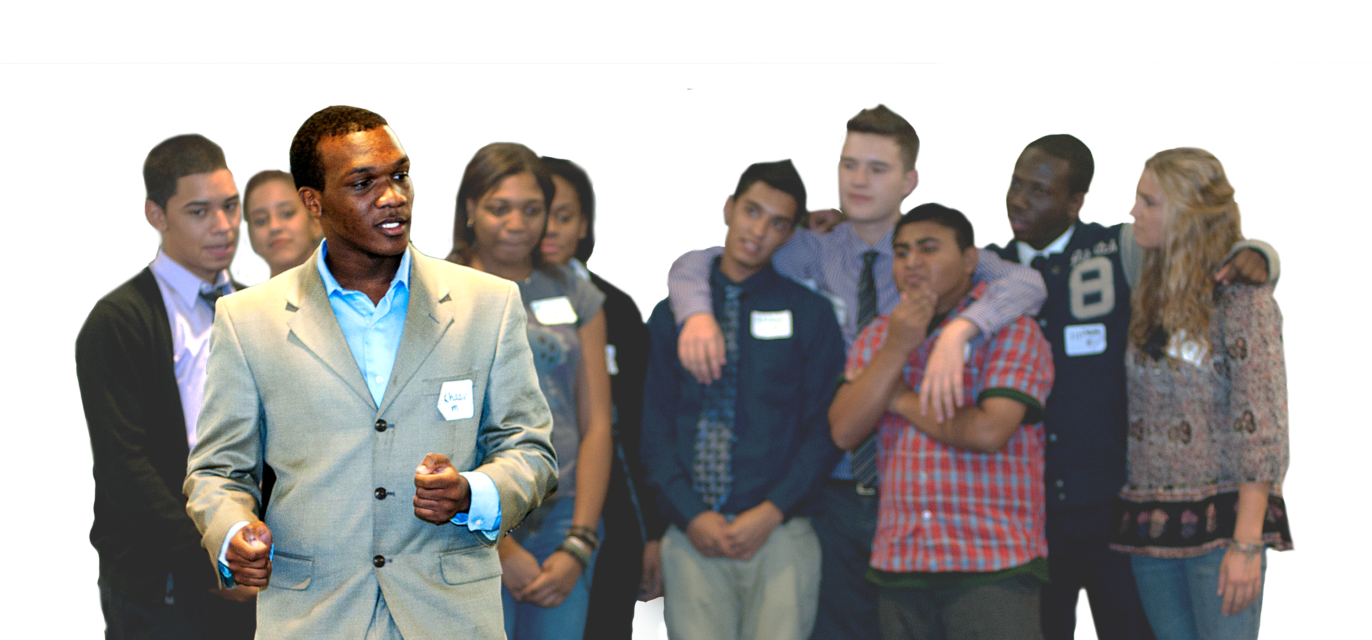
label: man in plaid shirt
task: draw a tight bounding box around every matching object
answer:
[830,203,1055,640]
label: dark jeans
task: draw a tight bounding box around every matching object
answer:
[810,479,880,640]
[99,573,255,640]
[1042,504,1155,640]
[878,573,1044,640]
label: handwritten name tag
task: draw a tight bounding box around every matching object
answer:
[751,310,793,340]
[531,296,578,325]
[438,379,474,421]
[1064,323,1107,357]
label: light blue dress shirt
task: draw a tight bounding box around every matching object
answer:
[218,242,499,577]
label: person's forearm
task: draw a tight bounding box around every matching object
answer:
[497,535,522,561]
[960,250,1047,334]
[830,344,911,450]
[1233,482,1269,543]
[572,423,611,529]
[667,248,721,322]
[889,393,1025,454]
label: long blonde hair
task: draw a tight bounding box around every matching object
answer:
[1128,147,1243,353]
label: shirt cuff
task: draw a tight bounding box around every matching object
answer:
[217,521,250,582]
[452,471,501,541]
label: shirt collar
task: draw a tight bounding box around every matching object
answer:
[316,239,412,297]
[149,248,233,309]
[709,256,781,295]
[1016,224,1076,265]
[838,221,895,258]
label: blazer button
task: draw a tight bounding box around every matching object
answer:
[375,419,388,432]
[373,555,386,568]
[374,487,387,500]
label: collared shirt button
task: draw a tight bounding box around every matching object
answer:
[373,555,386,568]
[374,375,384,384]
[472,519,482,527]
[1055,479,1064,488]
[1038,318,1048,328]
[922,510,932,520]
[374,487,387,500]
[1048,433,1058,443]
[1058,492,1067,501]
[375,419,388,432]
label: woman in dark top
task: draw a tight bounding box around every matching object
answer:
[539,156,663,639]
[447,144,613,640]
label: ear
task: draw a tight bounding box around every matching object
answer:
[723,196,736,225]
[962,244,980,277]
[145,199,168,233]
[1067,192,1086,221]
[902,168,920,198]
[299,187,323,221]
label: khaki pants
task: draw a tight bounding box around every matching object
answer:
[661,517,821,640]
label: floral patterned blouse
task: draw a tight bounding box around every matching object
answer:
[1109,284,1293,558]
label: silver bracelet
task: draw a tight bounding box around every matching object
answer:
[1228,539,1264,556]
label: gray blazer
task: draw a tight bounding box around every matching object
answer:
[184,246,556,639]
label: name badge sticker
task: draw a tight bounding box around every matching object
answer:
[531,296,578,325]
[751,310,793,340]
[1064,323,1107,357]
[438,379,475,421]
[606,344,620,375]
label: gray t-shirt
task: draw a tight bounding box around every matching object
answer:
[517,264,606,501]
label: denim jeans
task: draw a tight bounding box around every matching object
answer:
[1130,546,1266,640]
[502,496,602,640]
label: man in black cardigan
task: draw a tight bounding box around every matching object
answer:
[76,134,255,639]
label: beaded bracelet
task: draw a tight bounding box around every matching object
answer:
[558,536,592,569]
[1228,539,1264,557]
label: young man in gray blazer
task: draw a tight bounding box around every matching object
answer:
[184,106,557,639]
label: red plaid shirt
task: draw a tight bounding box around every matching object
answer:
[848,282,1055,573]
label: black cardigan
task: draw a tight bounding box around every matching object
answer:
[76,268,220,602]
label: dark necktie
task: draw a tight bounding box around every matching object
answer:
[1031,255,1048,273]
[199,287,226,316]
[693,284,743,510]
[850,250,881,494]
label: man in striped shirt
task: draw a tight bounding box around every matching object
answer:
[830,203,1054,640]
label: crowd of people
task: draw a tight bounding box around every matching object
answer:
[76,103,1292,640]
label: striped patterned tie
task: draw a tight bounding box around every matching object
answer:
[850,250,881,494]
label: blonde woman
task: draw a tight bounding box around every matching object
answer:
[1109,148,1292,640]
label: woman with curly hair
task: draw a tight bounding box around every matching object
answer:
[1109,148,1293,639]
[447,143,612,640]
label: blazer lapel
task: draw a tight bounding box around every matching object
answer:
[378,251,454,416]
[285,252,376,409]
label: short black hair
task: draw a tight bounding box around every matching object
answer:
[289,106,389,192]
[847,104,920,171]
[732,159,807,227]
[1024,134,1095,195]
[540,156,598,263]
[895,203,975,251]
[143,134,228,210]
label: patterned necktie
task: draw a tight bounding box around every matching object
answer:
[199,286,226,316]
[693,284,743,510]
[850,250,881,494]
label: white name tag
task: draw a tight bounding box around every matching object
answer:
[531,296,578,325]
[751,310,793,340]
[1064,323,1107,357]
[437,379,474,421]
[606,344,619,375]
